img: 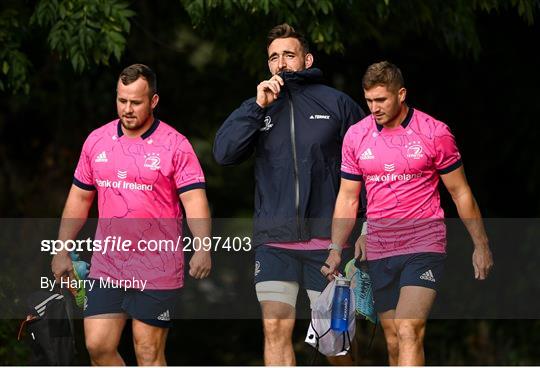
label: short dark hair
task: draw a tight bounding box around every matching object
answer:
[118,64,157,97]
[267,23,310,54]
[362,61,404,92]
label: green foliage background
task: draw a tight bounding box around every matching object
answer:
[1,0,540,365]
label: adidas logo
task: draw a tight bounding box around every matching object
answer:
[360,148,375,160]
[157,310,170,321]
[95,151,108,163]
[420,270,436,282]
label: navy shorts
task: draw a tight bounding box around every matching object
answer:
[254,245,352,292]
[367,252,446,313]
[83,279,181,328]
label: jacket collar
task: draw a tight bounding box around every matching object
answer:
[279,68,324,87]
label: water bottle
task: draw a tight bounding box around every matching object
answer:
[331,277,351,332]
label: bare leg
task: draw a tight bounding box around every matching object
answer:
[261,301,296,366]
[84,314,127,366]
[132,319,169,366]
[379,310,399,366]
[394,286,436,366]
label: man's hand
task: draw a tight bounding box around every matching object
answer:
[51,251,75,283]
[256,75,284,108]
[321,250,341,281]
[189,250,211,279]
[472,245,493,280]
[354,234,367,262]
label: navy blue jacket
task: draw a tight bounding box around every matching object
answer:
[214,68,365,246]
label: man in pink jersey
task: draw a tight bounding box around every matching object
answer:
[322,61,494,365]
[51,64,211,365]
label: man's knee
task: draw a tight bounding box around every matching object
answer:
[262,318,294,345]
[85,336,116,359]
[384,331,399,353]
[132,320,167,364]
[134,340,162,364]
[380,320,399,356]
[396,320,425,345]
[84,317,126,361]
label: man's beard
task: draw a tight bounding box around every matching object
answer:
[121,116,141,130]
[275,66,305,74]
[121,110,151,130]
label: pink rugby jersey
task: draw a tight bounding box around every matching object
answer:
[341,108,462,260]
[73,119,206,289]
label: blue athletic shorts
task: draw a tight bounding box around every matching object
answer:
[367,252,446,313]
[254,245,352,292]
[83,279,181,328]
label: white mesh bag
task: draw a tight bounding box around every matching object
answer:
[305,279,356,356]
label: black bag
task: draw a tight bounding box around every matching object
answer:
[18,290,76,365]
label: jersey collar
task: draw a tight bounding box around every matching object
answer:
[117,118,160,139]
[376,107,414,132]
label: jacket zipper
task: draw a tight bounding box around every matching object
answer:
[288,95,302,238]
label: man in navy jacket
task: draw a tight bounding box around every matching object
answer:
[214,23,365,365]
